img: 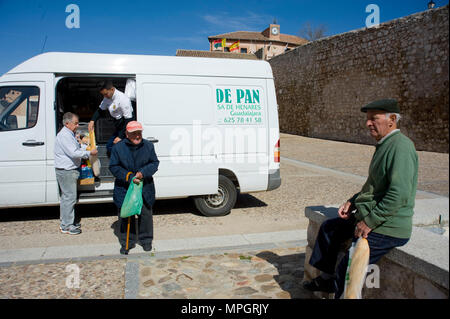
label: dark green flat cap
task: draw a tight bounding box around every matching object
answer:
[361,99,400,113]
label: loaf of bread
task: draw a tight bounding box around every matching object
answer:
[344,237,370,299]
[87,131,101,177]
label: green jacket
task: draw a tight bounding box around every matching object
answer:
[352,131,418,239]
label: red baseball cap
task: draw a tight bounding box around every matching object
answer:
[126,121,143,132]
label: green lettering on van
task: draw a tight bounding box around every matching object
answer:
[216,89,224,103]
[245,89,252,103]
[225,89,232,103]
[253,89,260,104]
[236,89,244,103]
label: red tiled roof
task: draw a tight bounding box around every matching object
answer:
[176,50,259,60]
[208,31,307,45]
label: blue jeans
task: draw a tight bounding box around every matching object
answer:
[55,169,80,230]
[309,215,409,298]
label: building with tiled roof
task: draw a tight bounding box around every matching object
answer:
[176,50,258,60]
[208,24,308,60]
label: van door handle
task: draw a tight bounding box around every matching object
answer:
[22,140,45,146]
[146,137,159,143]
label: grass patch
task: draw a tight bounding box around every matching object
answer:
[239,255,252,261]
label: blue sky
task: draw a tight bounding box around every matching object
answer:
[0,0,448,75]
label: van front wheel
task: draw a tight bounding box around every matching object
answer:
[193,175,237,217]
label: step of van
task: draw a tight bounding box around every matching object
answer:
[96,145,108,157]
[79,190,113,199]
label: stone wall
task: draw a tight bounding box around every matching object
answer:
[304,204,449,299]
[270,6,449,153]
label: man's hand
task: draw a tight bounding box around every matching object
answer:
[338,201,354,219]
[355,220,372,238]
[133,172,143,184]
[88,120,95,132]
[90,148,98,156]
[113,137,122,144]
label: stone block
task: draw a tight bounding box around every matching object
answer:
[303,245,320,283]
[304,199,450,299]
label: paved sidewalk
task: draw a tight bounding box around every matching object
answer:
[0,229,307,266]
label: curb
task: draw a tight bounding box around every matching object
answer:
[0,229,307,267]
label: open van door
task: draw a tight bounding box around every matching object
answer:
[0,81,47,206]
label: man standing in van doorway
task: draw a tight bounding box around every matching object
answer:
[55,112,98,235]
[88,80,134,156]
[109,121,159,255]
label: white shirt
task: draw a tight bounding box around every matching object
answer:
[99,88,133,120]
[378,129,400,145]
[54,126,90,170]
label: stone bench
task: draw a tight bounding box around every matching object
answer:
[303,198,449,299]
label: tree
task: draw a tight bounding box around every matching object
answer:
[299,22,328,41]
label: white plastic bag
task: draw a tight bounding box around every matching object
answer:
[125,78,136,101]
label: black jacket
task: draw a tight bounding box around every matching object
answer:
[109,138,159,208]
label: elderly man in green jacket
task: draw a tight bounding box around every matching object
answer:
[303,99,418,298]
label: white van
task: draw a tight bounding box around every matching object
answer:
[0,52,280,216]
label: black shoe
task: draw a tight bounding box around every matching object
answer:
[142,243,152,252]
[120,243,135,255]
[303,276,335,293]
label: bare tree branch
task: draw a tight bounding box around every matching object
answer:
[299,22,328,41]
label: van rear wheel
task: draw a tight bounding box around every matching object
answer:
[194,175,237,217]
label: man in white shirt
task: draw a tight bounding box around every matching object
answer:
[88,80,134,156]
[55,112,98,235]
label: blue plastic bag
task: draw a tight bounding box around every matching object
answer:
[120,178,143,218]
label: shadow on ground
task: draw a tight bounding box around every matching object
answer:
[256,251,316,299]
[0,193,267,222]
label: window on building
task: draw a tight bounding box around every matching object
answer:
[224,47,230,52]
[240,48,248,53]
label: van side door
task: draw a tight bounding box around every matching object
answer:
[0,81,47,206]
[136,75,218,198]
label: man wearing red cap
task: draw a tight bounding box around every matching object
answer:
[109,121,159,254]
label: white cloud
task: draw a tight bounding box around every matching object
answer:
[202,11,271,32]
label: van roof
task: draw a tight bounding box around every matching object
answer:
[6,52,273,79]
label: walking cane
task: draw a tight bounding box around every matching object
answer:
[125,216,139,252]
[126,216,131,251]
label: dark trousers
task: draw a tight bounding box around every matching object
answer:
[118,201,154,248]
[106,132,118,157]
[107,117,134,157]
[309,215,409,298]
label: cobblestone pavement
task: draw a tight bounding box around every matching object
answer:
[133,246,314,299]
[0,258,126,299]
[0,246,314,299]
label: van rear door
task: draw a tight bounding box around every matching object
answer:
[0,80,47,206]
